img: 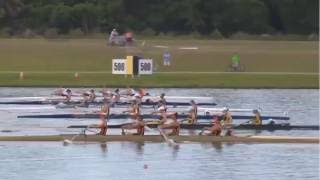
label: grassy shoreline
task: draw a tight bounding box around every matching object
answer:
[0,38,318,88]
[0,73,317,89]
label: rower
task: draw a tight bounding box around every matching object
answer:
[123,100,140,118]
[221,108,233,127]
[62,89,72,103]
[88,89,96,102]
[188,100,198,124]
[251,109,262,125]
[160,93,166,104]
[159,112,180,136]
[156,101,168,123]
[138,88,146,97]
[133,93,142,104]
[111,89,121,103]
[122,86,135,96]
[121,115,145,135]
[199,116,222,136]
[97,100,110,136]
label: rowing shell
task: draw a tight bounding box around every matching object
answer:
[0,100,217,106]
[17,113,290,120]
[67,124,319,131]
[0,135,317,144]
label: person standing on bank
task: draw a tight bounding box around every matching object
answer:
[163,50,171,66]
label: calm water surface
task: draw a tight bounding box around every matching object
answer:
[0,88,318,180]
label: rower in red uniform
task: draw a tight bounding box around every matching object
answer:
[159,112,180,136]
[199,116,222,136]
[121,115,145,135]
[97,101,110,136]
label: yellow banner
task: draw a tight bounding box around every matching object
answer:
[126,56,133,75]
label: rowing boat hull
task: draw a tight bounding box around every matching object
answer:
[0,135,317,144]
[67,124,319,130]
[18,114,290,120]
[0,100,217,106]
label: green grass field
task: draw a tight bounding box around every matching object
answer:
[0,38,318,88]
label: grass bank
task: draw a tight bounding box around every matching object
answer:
[0,39,318,88]
[0,72,317,88]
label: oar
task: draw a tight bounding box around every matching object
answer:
[157,127,178,147]
[63,127,88,145]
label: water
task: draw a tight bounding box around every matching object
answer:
[0,142,318,180]
[0,88,319,180]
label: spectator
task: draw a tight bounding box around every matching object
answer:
[163,50,171,66]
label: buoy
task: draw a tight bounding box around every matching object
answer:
[74,72,79,80]
[19,72,24,80]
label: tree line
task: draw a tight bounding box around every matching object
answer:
[0,0,318,37]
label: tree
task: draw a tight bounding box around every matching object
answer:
[50,4,73,33]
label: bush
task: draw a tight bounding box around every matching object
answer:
[141,28,157,36]
[209,29,224,40]
[22,29,36,38]
[230,31,251,40]
[189,31,202,38]
[0,27,11,38]
[69,28,84,38]
[43,28,58,38]
[308,33,319,41]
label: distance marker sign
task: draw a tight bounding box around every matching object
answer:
[112,59,127,74]
[112,56,153,76]
[138,59,153,74]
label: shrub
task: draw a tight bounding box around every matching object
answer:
[44,28,58,38]
[141,28,157,36]
[209,29,224,40]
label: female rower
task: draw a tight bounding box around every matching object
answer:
[251,109,262,125]
[97,101,110,136]
[111,89,121,103]
[88,89,96,102]
[123,100,140,118]
[83,89,96,102]
[62,89,72,103]
[221,108,233,127]
[188,100,198,124]
[154,100,167,123]
[199,116,222,136]
[121,115,145,135]
[159,112,180,136]
[159,93,166,105]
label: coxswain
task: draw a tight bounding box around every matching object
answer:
[121,115,145,135]
[199,116,222,136]
[251,109,262,125]
[159,112,180,136]
[188,100,198,124]
[96,101,110,136]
